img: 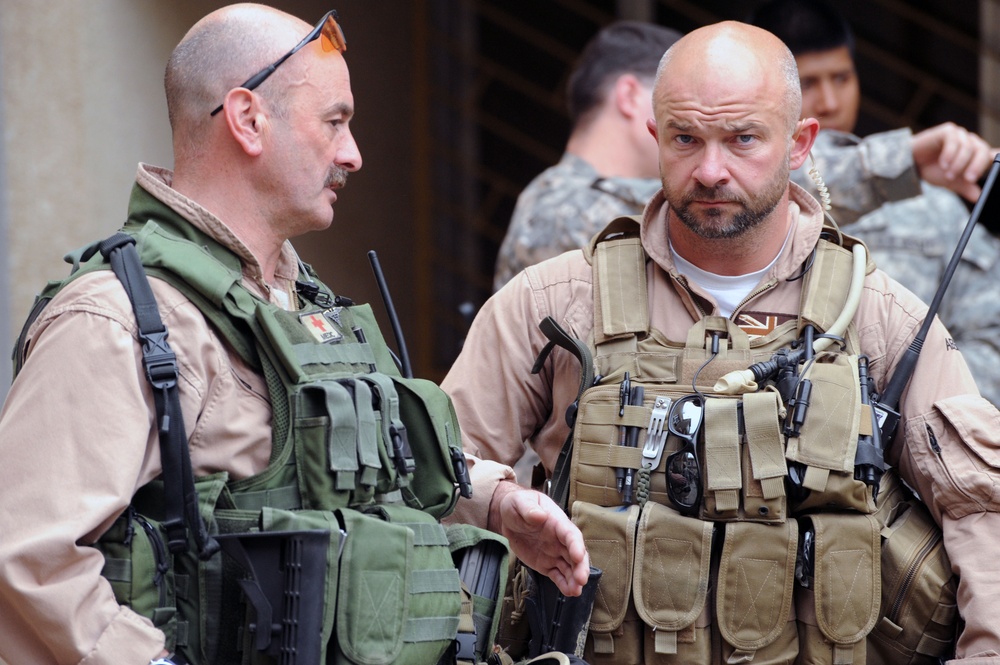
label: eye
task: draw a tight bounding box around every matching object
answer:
[674,134,695,145]
[735,135,756,145]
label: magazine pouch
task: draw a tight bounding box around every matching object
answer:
[632,501,713,663]
[716,519,798,664]
[795,513,880,665]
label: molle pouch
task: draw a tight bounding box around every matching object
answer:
[94,506,181,652]
[717,520,799,665]
[226,507,343,665]
[572,501,640,663]
[867,471,957,665]
[293,379,378,511]
[567,383,654,508]
[739,391,787,523]
[332,504,462,665]
[795,514,880,665]
[632,501,713,664]
[784,353,873,514]
[385,375,465,519]
[701,394,787,523]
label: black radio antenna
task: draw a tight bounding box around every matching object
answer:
[368,250,413,378]
[876,155,1000,446]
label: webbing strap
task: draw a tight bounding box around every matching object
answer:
[293,341,377,368]
[743,392,788,499]
[411,569,462,594]
[532,316,594,512]
[403,615,461,642]
[704,400,741,512]
[99,233,219,560]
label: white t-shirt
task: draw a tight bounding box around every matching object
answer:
[670,228,792,318]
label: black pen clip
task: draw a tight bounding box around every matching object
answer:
[619,371,631,417]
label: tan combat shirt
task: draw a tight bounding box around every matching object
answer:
[0,164,300,664]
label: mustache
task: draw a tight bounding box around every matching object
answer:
[685,184,740,202]
[325,167,349,189]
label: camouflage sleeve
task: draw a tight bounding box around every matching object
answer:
[493,167,651,291]
[493,201,596,291]
[936,221,1000,407]
[793,128,923,225]
[854,184,1000,405]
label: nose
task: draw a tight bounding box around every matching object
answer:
[337,129,362,172]
[816,79,839,116]
[693,143,730,188]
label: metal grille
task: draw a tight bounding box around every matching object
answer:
[415,0,987,379]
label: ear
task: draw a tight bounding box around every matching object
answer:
[789,118,820,170]
[646,117,658,141]
[613,74,648,120]
[221,89,267,157]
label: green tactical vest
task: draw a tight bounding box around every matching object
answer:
[558,217,958,665]
[16,188,508,665]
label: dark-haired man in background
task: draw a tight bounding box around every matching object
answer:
[750,0,1000,405]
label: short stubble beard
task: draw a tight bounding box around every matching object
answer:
[664,161,789,240]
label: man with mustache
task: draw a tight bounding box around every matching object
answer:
[0,4,369,664]
[445,20,1000,663]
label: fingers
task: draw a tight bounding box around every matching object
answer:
[912,123,998,201]
[495,486,591,596]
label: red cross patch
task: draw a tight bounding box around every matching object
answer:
[299,311,343,343]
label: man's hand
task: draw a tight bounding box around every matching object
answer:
[488,481,590,596]
[911,122,998,202]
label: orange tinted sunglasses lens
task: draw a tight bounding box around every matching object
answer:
[320,14,347,53]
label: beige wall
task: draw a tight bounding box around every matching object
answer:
[0,1,417,402]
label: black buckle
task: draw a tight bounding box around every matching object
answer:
[454,631,477,662]
[450,447,473,499]
[141,331,178,390]
[162,517,188,554]
[390,424,416,476]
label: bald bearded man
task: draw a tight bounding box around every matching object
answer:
[444,21,1000,664]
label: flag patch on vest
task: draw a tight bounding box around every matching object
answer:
[299,310,343,343]
[736,312,794,340]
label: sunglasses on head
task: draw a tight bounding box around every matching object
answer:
[210,10,346,117]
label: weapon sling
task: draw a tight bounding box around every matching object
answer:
[99,233,219,560]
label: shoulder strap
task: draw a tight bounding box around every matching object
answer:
[99,233,219,560]
[532,317,594,512]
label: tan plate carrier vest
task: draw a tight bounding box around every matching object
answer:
[563,218,958,665]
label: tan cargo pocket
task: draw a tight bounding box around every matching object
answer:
[573,501,637,633]
[633,501,713,661]
[717,519,798,663]
[796,513,880,665]
[867,471,957,665]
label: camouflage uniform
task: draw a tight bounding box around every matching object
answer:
[795,129,1000,405]
[494,130,923,291]
[493,154,661,291]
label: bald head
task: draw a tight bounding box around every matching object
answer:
[165,3,310,152]
[653,21,802,133]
